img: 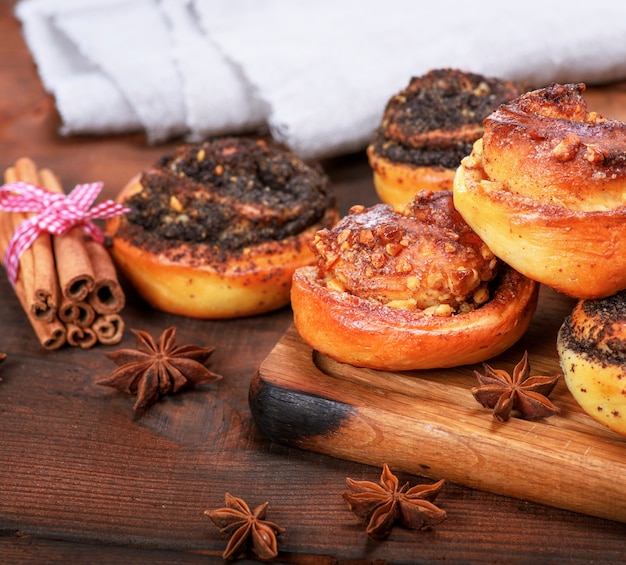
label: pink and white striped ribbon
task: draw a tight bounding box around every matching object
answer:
[0,181,130,286]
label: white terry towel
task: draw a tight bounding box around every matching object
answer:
[18,0,186,143]
[160,0,267,141]
[16,0,142,136]
[15,0,626,158]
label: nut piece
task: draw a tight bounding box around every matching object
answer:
[552,133,581,162]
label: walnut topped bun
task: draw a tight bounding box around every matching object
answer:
[454,83,626,299]
[106,137,338,318]
[367,69,527,205]
[291,190,539,371]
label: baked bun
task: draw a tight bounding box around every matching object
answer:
[105,137,338,319]
[454,83,626,299]
[291,190,539,371]
[557,292,626,437]
[367,69,526,205]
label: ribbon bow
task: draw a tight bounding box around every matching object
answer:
[0,181,130,286]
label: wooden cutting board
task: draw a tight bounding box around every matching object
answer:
[249,286,626,524]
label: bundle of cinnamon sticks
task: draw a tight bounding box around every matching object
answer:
[0,158,125,349]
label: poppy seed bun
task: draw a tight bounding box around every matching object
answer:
[368,69,527,205]
[557,292,626,437]
[105,137,338,318]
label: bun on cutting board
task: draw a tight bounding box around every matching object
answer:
[557,292,626,437]
[105,137,338,319]
[453,82,626,299]
[291,190,539,371]
[367,68,527,205]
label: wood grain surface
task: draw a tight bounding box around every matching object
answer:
[2,2,626,563]
[251,287,626,524]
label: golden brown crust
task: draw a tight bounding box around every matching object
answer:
[367,145,455,205]
[291,191,539,370]
[368,69,527,205]
[454,83,626,299]
[105,139,338,318]
[557,292,626,437]
[482,83,626,209]
[292,264,538,371]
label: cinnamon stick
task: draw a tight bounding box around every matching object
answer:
[58,298,96,328]
[0,211,66,350]
[38,168,95,301]
[2,161,59,321]
[84,239,126,314]
[66,323,98,349]
[92,314,125,345]
[14,280,67,349]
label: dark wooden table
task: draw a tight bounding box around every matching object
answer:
[2,3,626,563]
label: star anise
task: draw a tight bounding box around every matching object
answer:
[471,351,560,421]
[205,492,285,560]
[342,464,446,540]
[97,326,222,412]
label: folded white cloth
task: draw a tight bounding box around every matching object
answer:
[15,0,626,158]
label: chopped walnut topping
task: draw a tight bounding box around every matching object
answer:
[337,229,351,245]
[385,242,403,256]
[395,257,413,273]
[169,195,183,212]
[552,133,581,161]
[359,229,375,245]
[370,252,386,269]
[473,286,490,305]
[349,204,366,214]
[309,191,499,314]
[585,143,610,164]
[423,303,454,316]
